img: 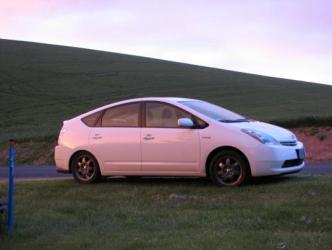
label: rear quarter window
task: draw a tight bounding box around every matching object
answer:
[81,111,102,127]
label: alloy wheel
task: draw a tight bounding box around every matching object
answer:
[75,154,96,181]
[216,156,242,185]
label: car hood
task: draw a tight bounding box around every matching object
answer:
[229,121,296,142]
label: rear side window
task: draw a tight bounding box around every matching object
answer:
[101,103,140,127]
[82,111,102,127]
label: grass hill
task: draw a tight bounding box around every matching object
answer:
[0,39,332,143]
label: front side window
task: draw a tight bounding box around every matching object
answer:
[146,102,192,128]
[179,100,247,122]
[101,103,140,127]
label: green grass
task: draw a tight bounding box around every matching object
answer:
[0,175,332,249]
[1,39,332,142]
[0,135,56,166]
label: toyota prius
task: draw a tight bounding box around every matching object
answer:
[55,97,305,186]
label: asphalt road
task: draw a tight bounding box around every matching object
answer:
[0,163,331,180]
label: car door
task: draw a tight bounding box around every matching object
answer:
[141,101,200,173]
[89,102,142,172]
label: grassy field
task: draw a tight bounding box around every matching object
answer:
[1,39,332,143]
[0,175,332,249]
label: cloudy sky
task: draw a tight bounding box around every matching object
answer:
[1,0,332,85]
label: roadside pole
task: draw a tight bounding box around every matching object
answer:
[8,139,15,233]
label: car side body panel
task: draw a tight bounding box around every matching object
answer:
[141,127,200,173]
[89,127,141,174]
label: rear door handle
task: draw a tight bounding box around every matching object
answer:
[92,134,102,140]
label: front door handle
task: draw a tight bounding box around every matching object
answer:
[144,134,155,140]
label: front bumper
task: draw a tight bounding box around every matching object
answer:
[249,142,305,177]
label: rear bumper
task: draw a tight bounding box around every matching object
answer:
[54,145,72,173]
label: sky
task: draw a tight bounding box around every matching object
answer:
[1,0,332,85]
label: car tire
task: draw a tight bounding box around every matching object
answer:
[71,151,101,184]
[209,150,249,187]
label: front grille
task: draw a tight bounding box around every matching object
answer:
[280,141,297,146]
[282,159,304,168]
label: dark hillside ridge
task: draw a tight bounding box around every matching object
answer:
[0,38,331,141]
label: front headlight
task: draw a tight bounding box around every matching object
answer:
[291,133,297,141]
[241,129,280,145]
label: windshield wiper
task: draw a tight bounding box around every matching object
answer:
[219,118,251,123]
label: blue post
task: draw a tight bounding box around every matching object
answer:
[8,139,15,233]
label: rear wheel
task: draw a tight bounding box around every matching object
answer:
[71,152,101,184]
[209,150,249,187]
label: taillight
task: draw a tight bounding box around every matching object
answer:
[58,122,67,145]
[59,127,66,137]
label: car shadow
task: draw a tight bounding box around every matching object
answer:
[248,174,306,186]
[99,174,306,187]
[102,176,211,187]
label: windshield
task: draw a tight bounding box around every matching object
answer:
[179,100,248,122]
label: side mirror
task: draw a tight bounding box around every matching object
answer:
[178,118,194,128]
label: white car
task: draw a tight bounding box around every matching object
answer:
[55,97,305,186]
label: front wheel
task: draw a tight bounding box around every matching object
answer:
[209,150,250,187]
[71,152,101,184]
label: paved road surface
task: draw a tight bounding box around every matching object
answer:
[0,165,69,180]
[302,163,332,174]
[0,163,331,180]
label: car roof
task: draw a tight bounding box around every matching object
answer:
[119,97,197,102]
[73,97,200,120]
